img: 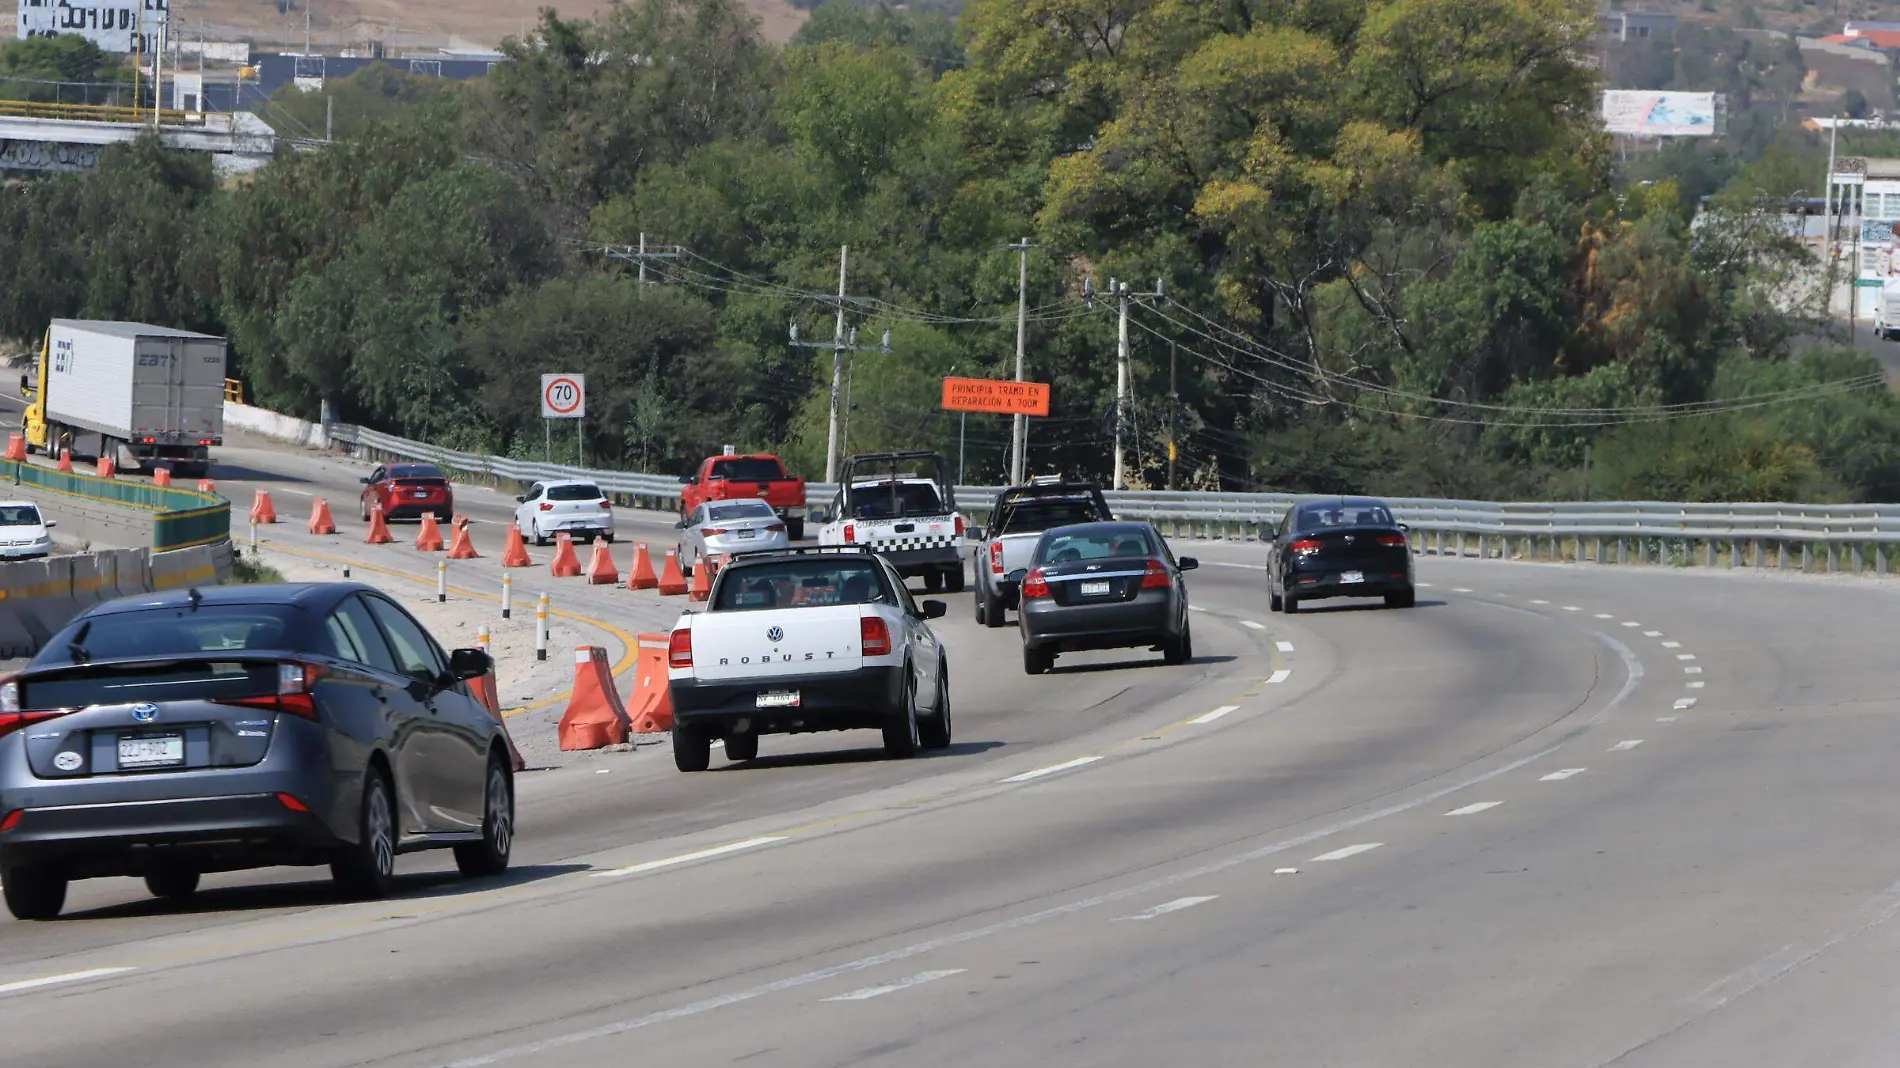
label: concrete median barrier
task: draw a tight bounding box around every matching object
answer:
[0,541,234,658]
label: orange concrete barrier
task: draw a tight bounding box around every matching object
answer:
[557,646,631,751]
[549,533,582,578]
[657,548,688,596]
[249,489,276,524]
[197,478,216,494]
[56,449,73,472]
[627,543,658,590]
[501,523,532,568]
[628,633,675,734]
[468,669,526,772]
[97,456,116,479]
[3,434,23,462]
[688,556,711,601]
[308,498,337,535]
[415,513,445,552]
[587,540,618,585]
[152,467,172,487]
[447,516,480,559]
[364,504,395,544]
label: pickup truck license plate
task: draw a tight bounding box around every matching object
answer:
[756,691,800,709]
[1340,570,1363,584]
[118,733,184,769]
[1080,580,1112,596]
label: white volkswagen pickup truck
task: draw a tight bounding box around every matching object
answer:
[664,546,952,771]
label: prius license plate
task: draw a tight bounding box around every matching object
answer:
[1340,571,1363,585]
[118,733,184,769]
[1080,580,1112,596]
[756,691,800,709]
[414,490,429,498]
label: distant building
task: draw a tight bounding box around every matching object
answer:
[1826,158,1900,293]
[1844,20,1900,35]
[1801,37,1895,99]
[1599,10,1677,42]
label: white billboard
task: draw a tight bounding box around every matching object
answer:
[17,0,167,55]
[1602,91,1726,137]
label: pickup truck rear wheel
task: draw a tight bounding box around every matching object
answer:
[786,517,804,541]
[944,566,966,593]
[724,732,758,761]
[883,674,922,759]
[923,571,945,593]
[1023,644,1054,675]
[673,723,712,772]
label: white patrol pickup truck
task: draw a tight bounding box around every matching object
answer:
[816,450,969,593]
[665,546,952,772]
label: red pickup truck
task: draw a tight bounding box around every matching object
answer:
[680,451,810,540]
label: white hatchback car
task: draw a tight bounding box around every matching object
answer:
[0,501,55,559]
[513,480,616,545]
[676,498,789,572]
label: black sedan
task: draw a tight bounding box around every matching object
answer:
[0,583,514,920]
[1009,521,1197,675]
[1265,497,1415,612]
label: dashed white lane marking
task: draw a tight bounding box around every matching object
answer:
[1643,630,1663,637]
[1452,587,1473,593]
[1676,653,1696,661]
[1540,768,1587,781]
[1674,698,1697,710]
[1118,896,1218,921]
[1274,867,1300,875]
[1311,843,1383,862]
[1240,620,1266,630]
[1685,666,1703,675]
[1687,680,1706,689]
[1275,641,1295,653]
[1621,621,1641,628]
[1594,613,1614,619]
[1661,641,1681,648]
[1658,716,1678,723]
[1000,756,1102,783]
[1529,599,1550,605]
[1446,801,1503,816]
[1267,669,1292,684]
[1610,739,1644,752]
[1189,706,1240,725]
[823,970,965,1002]
[591,837,789,879]
[1188,605,1208,613]
[1562,605,1581,612]
[1417,582,1433,587]
[0,967,135,997]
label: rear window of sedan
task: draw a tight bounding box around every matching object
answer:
[547,483,605,501]
[1295,503,1393,528]
[389,464,445,480]
[714,561,890,610]
[708,500,777,521]
[0,504,43,526]
[1036,527,1155,564]
[29,605,306,668]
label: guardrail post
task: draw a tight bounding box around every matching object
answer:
[1776,541,1787,569]
[1853,543,1864,573]
[1880,544,1890,576]
[1616,537,1626,565]
[1826,543,1837,573]
[1704,539,1716,568]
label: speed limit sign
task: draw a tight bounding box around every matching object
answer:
[540,374,586,419]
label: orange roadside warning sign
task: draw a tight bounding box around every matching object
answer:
[941,376,1051,416]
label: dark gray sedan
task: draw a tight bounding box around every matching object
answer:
[0,583,514,920]
[1010,521,1198,675]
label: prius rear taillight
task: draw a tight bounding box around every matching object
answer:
[214,662,323,720]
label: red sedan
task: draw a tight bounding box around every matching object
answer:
[359,462,454,521]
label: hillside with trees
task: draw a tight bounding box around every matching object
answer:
[2,0,1897,503]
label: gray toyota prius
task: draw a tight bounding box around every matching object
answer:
[1011,521,1198,674]
[0,583,515,920]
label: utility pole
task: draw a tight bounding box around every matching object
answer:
[325,93,333,142]
[1167,340,1177,492]
[1007,238,1035,484]
[1111,278,1164,490]
[603,238,679,281]
[827,246,849,483]
[1825,117,1842,323]
[791,317,890,480]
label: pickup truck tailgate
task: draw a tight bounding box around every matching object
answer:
[689,606,866,681]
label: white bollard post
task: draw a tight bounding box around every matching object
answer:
[501,572,514,619]
[436,558,448,602]
[535,592,550,662]
[249,520,258,553]
[476,624,491,658]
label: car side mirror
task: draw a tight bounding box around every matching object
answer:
[514,494,526,503]
[360,475,373,484]
[1178,556,1199,571]
[1397,522,1410,533]
[447,647,492,681]
[966,526,984,541]
[18,374,28,393]
[681,475,698,485]
[919,599,947,619]
[43,520,56,528]
[1006,569,1028,585]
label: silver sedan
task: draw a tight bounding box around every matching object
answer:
[676,499,790,572]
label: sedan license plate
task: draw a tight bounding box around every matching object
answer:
[756,691,800,709]
[118,733,184,769]
[414,490,429,498]
[737,529,757,539]
[1340,570,1364,585]
[1080,580,1112,596]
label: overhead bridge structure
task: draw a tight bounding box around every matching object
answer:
[0,102,277,176]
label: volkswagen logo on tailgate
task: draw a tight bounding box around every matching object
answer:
[766,626,784,643]
[130,703,160,723]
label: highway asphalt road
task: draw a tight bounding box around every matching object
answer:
[5,428,1900,1066]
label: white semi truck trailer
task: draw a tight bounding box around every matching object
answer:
[18,320,228,477]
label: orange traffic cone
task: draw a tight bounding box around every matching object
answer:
[3,434,23,462]
[549,533,582,577]
[415,513,445,552]
[197,478,216,494]
[501,522,532,567]
[97,455,116,479]
[467,668,526,772]
[447,516,480,559]
[557,646,631,750]
[688,557,711,601]
[250,489,276,523]
[627,543,658,590]
[308,498,337,535]
[365,504,394,544]
[152,467,172,487]
[628,633,675,734]
[657,548,688,596]
[587,540,619,585]
[56,449,73,473]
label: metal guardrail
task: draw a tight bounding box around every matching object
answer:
[324,422,1900,576]
[0,99,207,126]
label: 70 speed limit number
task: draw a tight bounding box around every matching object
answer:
[540,374,586,419]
